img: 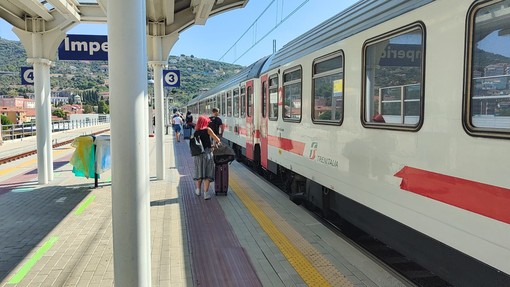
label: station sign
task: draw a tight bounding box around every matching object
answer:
[378,44,422,67]
[58,34,108,61]
[163,70,181,87]
[21,67,34,85]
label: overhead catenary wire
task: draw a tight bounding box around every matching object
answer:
[218,0,277,62]
[218,0,310,64]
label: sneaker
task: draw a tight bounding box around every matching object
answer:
[204,191,211,200]
[195,188,200,196]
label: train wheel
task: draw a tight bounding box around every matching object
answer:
[234,145,244,162]
[289,174,306,205]
[280,168,306,205]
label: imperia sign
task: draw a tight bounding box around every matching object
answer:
[58,34,108,61]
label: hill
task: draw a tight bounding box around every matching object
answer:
[0,37,244,107]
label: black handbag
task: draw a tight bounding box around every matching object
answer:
[189,134,204,156]
[212,144,235,164]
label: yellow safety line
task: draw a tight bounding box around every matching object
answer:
[0,148,71,176]
[230,173,332,287]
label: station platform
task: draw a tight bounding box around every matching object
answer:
[0,126,412,287]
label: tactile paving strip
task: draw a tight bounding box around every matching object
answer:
[230,171,353,287]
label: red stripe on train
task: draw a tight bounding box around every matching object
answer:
[395,166,510,224]
[267,135,305,156]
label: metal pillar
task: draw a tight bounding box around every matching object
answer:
[147,32,178,180]
[165,94,170,134]
[108,0,151,286]
[14,24,69,185]
[150,62,166,180]
[28,58,52,184]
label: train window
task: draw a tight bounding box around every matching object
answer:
[269,74,279,121]
[247,86,253,117]
[199,100,205,115]
[262,80,268,118]
[312,52,344,124]
[227,91,232,117]
[206,99,212,113]
[240,86,246,118]
[465,0,510,138]
[283,67,302,121]
[221,93,226,116]
[233,88,240,117]
[362,24,425,130]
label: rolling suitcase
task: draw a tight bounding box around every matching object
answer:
[214,163,229,195]
[183,126,192,139]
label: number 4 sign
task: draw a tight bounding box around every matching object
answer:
[21,67,34,85]
[163,70,180,87]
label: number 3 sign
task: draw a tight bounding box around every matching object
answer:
[163,70,180,87]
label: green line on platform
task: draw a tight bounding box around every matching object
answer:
[11,188,36,193]
[7,236,59,284]
[74,195,96,215]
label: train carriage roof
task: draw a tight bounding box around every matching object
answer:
[188,55,272,105]
[266,0,435,71]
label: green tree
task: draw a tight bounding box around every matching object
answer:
[83,104,94,113]
[52,109,66,119]
[98,100,109,114]
[7,89,17,97]
[1,115,12,129]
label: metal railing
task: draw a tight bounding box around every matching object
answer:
[1,118,109,142]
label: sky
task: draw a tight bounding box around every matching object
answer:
[0,0,359,66]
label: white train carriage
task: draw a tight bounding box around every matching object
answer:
[187,56,271,161]
[190,0,510,285]
[258,0,510,285]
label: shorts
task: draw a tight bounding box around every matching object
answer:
[173,124,182,133]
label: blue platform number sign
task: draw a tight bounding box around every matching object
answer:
[21,67,34,85]
[163,70,180,87]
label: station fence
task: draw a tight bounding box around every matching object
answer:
[0,118,110,142]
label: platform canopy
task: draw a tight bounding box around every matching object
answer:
[0,0,248,37]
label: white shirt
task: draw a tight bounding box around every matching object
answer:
[172,115,183,125]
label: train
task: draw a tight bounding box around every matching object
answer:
[186,0,510,285]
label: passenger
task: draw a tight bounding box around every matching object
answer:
[209,107,224,138]
[185,111,194,129]
[372,113,386,123]
[193,115,221,200]
[172,112,184,142]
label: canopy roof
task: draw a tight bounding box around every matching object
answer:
[0,0,248,37]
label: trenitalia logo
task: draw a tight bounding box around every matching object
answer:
[308,141,339,168]
[309,142,318,160]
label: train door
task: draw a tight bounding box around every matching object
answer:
[260,75,269,169]
[245,80,254,160]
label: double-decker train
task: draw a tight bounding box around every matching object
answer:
[186,0,510,285]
